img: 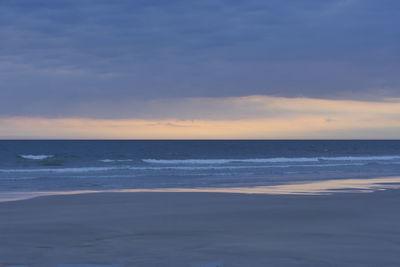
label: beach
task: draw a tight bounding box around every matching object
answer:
[1,0,400,262]
[1,190,400,266]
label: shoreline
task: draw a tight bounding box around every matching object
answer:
[1,175,400,203]
[1,188,400,266]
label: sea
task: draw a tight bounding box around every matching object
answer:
[1,140,400,200]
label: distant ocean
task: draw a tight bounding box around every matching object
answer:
[1,140,400,197]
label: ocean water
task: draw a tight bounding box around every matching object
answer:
[1,140,400,196]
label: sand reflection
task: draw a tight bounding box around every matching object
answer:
[121,176,400,195]
[2,176,400,202]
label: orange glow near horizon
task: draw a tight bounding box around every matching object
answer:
[1,96,400,139]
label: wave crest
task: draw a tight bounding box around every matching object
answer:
[19,155,54,160]
[100,159,133,163]
[143,155,400,165]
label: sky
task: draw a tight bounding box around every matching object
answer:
[0,0,399,139]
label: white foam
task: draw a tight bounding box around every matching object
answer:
[0,162,370,174]
[56,264,122,267]
[320,156,400,161]
[19,154,54,160]
[100,159,133,163]
[143,155,400,165]
[142,158,318,164]
[0,166,123,173]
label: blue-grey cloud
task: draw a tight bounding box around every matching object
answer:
[0,0,399,117]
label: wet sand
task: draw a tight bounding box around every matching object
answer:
[1,190,400,266]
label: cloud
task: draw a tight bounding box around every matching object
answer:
[0,0,399,118]
[9,94,400,121]
[1,96,400,139]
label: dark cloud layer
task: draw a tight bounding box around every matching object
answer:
[0,0,399,117]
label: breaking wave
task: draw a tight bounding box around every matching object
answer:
[19,155,54,160]
[100,159,133,163]
[142,155,400,165]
